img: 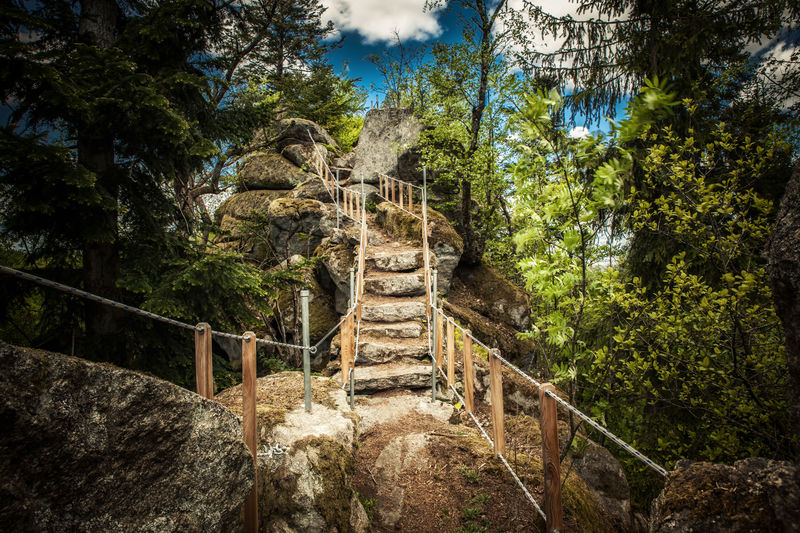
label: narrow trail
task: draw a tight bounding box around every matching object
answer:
[335,212,432,392]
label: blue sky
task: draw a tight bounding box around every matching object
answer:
[322,0,464,106]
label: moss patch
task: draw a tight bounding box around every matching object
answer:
[376,202,463,254]
[295,436,355,533]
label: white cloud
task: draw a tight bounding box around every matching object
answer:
[321,0,443,44]
[568,126,590,138]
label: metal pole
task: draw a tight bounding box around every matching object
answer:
[301,289,311,413]
[349,368,355,409]
[336,168,340,230]
[431,268,438,401]
[349,267,355,308]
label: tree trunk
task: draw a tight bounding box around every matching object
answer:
[766,161,800,462]
[79,0,122,340]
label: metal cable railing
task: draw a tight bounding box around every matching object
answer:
[432,302,667,478]
[306,131,364,224]
[438,366,547,521]
[0,265,316,352]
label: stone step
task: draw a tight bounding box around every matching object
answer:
[366,250,423,272]
[355,339,428,366]
[361,299,426,322]
[360,321,424,338]
[338,362,432,393]
[364,273,425,297]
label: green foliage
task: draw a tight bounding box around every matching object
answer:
[512,82,677,387]
[512,83,793,505]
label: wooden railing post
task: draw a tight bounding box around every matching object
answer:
[463,330,474,412]
[489,349,506,456]
[446,319,455,386]
[379,174,383,199]
[435,309,444,371]
[399,180,404,209]
[242,332,258,533]
[195,322,212,398]
[408,183,413,210]
[540,383,563,532]
[391,178,396,203]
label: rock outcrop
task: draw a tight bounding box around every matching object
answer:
[767,160,800,457]
[215,372,365,533]
[276,117,340,152]
[351,108,424,185]
[375,201,463,293]
[650,458,800,532]
[268,198,336,257]
[0,341,254,532]
[238,152,311,190]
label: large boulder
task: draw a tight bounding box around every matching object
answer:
[315,234,356,314]
[571,439,638,532]
[452,263,531,330]
[375,202,463,293]
[0,341,254,532]
[217,189,292,222]
[215,373,365,533]
[239,152,310,190]
[268,197,336,257]
[282,143,328,169]
[276,118,340,152]
[351,108,424,185]
[293,177,332,203]
[650,458,800,533]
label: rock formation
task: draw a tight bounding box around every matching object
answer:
[0,341,254,532]
[215,372,367,533]
[767,161,800,459]
[350,108,425,185]
[650,459,800,532]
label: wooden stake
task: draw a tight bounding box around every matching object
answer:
[391,178,396,203]
[242,332,258,533]
[463,330,474,412]
[489,349,505,456]
[408,184,413,210]
[379,175,383,199]
[399,181,404,209]
[436,309,444,371]
[194,322,211,398]
[446,319,455,386]
[540,383,563,532]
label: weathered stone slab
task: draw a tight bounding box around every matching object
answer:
[361,301,426,322]
[360,321,423,338]
[368,250,423,272]
[364,273,425,297]
[345,363,432,393]
[356,340,428,365]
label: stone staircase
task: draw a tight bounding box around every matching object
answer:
[338,224,432,393]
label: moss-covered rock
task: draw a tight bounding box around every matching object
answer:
[451,263,531,330]
[276,117,340,152]
[216,373,361,533]
[0,341,254,532]
[292,177,332,203]
[376,201,463,292]
[315,237,356,314]
[650,458,800,533]
[216,190,291,223]
[267,197,335,257]
[282,143,328,169]
[238,152,310,190]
